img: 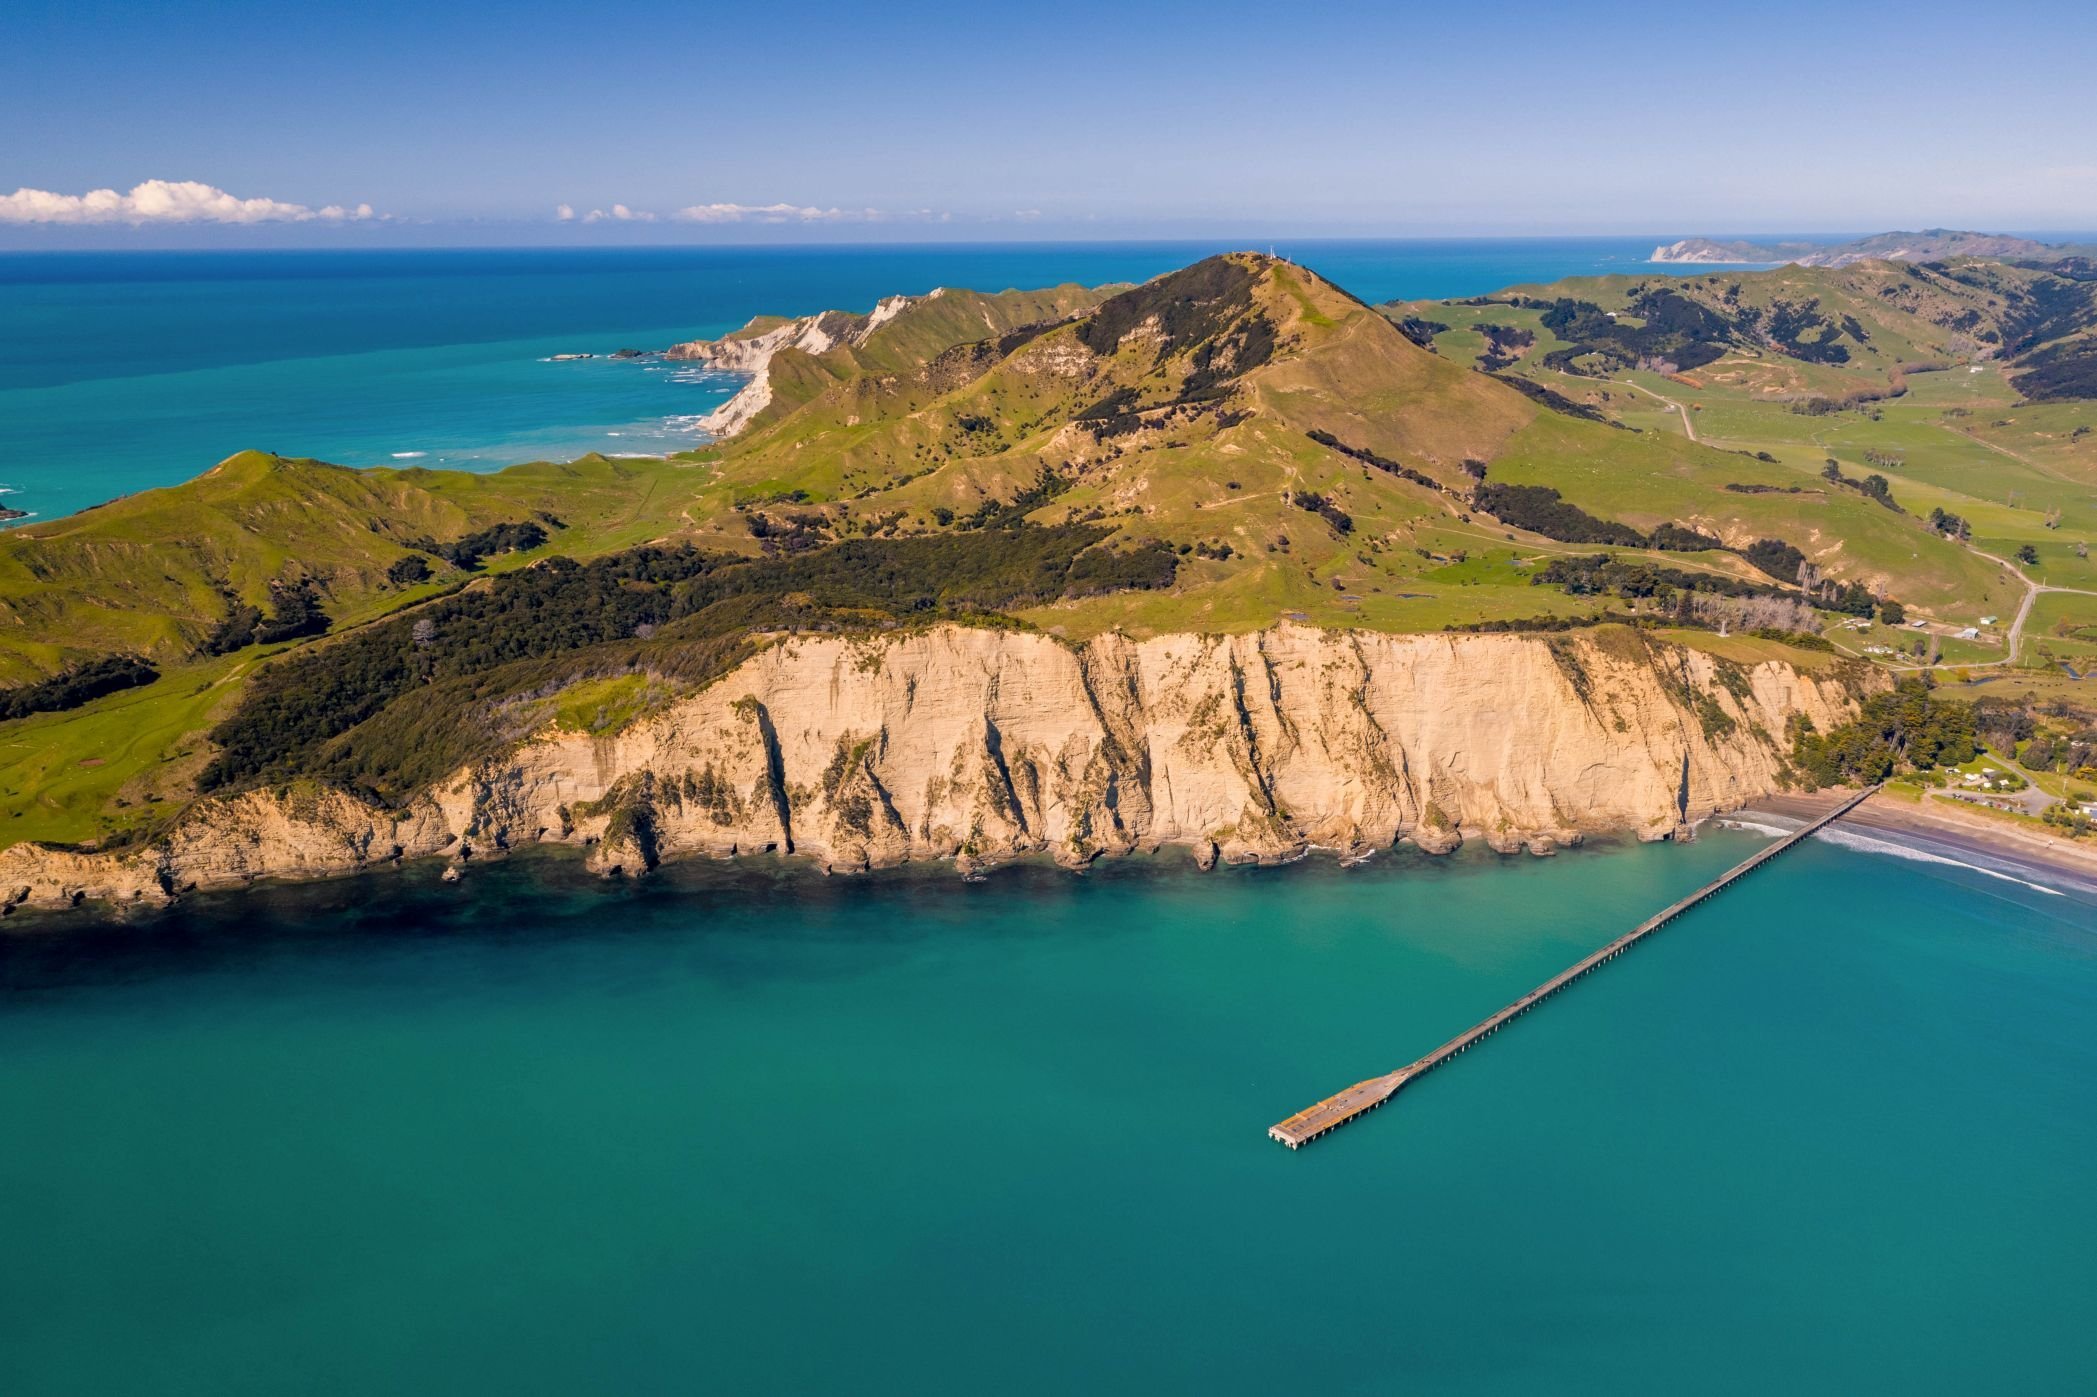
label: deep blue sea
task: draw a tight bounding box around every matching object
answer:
[0,238,1732,522]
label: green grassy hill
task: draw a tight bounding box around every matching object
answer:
[1390,251,2097,693]
[6,250,2091,852]
[686,253,2029,635]
[0,450,710,684]
[1395,255,2097,404]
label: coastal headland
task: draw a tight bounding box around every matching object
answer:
[4,249,2094,913]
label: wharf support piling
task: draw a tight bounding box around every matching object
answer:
[1267,786,1881,1150]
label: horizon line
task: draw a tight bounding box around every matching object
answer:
[6,227,2097,258]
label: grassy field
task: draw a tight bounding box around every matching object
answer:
[0,654,254,846]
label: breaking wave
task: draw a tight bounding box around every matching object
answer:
[1716,818,1795,839]
[1811,826,2065,897]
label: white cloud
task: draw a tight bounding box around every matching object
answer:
[558,200,953,228]
[674,202,864,224]
[567,203,664,224]
[0,180,379,225]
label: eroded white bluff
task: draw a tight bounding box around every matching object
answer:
[1,625,1869,911]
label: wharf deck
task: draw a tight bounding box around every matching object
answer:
[1268,787,1880,1149]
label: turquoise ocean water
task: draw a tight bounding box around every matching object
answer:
[1,831,2092,1395]
[3,241,2094,1392]
[0,239,1740,522]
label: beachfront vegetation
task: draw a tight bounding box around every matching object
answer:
[1791,681,1978,785]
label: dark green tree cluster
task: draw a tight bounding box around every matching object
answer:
[1306,431,1448,495]
[1474,322,1535,371]
[0,654,158,721]
[404,520,550,570]
[1395,316,1448,349]
[1973,697,2036,751]
[2013,338,2097,402]
[1486,372,1620,425]
[1740,537,1806,581]
[1646,523,1724,551]
[1536,553,1900,624]
[1291,490,1354,535]
[1820,459,1903,512]
[201,578,332,655]
[1472,483,1647,547]
[1535,289,1733,373]
[1762,298,1852,364]
[1534,554,1795,601]
[1077,256,1258,361]
[959,467,1074,528]
[1791,681,1977,786]
[200,525,1179,798]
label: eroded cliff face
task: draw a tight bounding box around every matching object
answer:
[0,625,1867,912]
[664,298,919,437]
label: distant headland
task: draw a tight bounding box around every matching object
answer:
[1651,228,2082,267]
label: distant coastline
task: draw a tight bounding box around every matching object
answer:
[1650,228,2082,269]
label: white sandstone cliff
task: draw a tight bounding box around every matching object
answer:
[0,625,1866,913]
[665,295,923,438]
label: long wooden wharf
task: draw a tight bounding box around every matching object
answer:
[1268,786,1880,1149]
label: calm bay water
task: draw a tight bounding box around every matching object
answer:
[0,238,1735,522]
[4,239,2093,1390]
[2,830,2093,1394]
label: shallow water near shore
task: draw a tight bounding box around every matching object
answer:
[3,829,2092,1394]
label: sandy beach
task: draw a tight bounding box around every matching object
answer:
[1739,787,2097,892]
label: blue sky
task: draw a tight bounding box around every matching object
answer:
[5,0,2096,245]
